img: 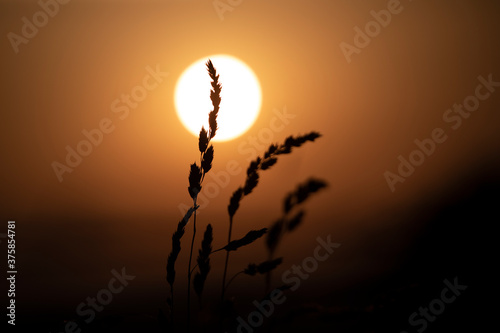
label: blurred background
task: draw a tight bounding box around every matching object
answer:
[1,0,499,332]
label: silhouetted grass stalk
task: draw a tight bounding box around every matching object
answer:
[164,59,327,332]
[185,60,220,332]
[221,133,322,302]
[165,205,198,329]
[264,178,328,292]
[221,215,233,301]
[225,269,244,291]
[186,198,197,331]
[193,223,213,307]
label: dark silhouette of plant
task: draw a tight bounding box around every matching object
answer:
[212,228,267,253]
[185,59,220,332]
[222,132,322,301]
[162,59,328,333]
[163,59,220,333]
[264,178,328,291]
[163,205,198,330]
[266,178,328,255]
[193,224,213,306]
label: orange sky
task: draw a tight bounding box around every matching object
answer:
[1,0,499,328]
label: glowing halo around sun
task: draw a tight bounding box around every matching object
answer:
[174,55,262,142]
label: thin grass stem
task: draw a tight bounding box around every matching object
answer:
[187,199,197,333]
[225,270,244,292]
[170,285,174,329]
[221,215,233,301]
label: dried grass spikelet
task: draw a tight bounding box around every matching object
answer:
[206,59,221,139]
[266,178,328,255]
[193,224,213,300]
[243,170,259,195]
[265,218,284,256]
[220,228,267,252]
[227,132,322,219]
[188,163,202,200]
[266,210,304,255]
[199,127,209,153]
[286,210,305,232]
[283,178,327,214]
[244,258,283,276]
[201,145,214,174]
[166,206,199,288]
[228,187,244,218]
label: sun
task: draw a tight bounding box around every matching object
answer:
[174,54,262,142]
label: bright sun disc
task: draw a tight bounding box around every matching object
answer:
[174,55,262,142]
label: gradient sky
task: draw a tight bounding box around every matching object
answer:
[1,0,499,331]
